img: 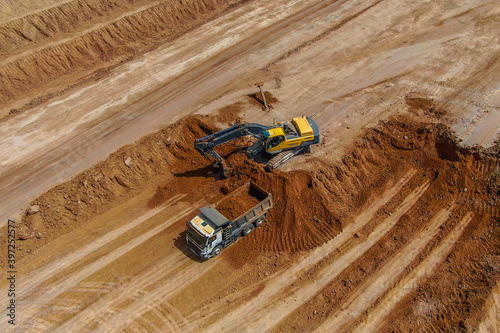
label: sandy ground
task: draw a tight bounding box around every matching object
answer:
[0,0,499,332]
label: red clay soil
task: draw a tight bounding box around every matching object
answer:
[267,123,499,332]
[405,91,448,119]
[216,187,261,220]
[10,110,500,331]
[16,115,219,246]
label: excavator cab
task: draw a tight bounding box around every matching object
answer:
[267,135,285,148]
[263,117,318,153]
[264,127,286,151]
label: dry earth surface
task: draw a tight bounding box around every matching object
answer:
[1,0,499,332]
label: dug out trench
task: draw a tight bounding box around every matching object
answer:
[10,109,500,328]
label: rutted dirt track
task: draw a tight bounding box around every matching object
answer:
[1,0,500,332]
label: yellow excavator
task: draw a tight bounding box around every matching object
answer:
[195,116,320,175]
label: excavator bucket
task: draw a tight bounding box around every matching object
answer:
[218,160,234,178]
[223,167,234,178]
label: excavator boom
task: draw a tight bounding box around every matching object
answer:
[194,122,270,174]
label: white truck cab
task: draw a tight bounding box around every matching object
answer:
[186,207,226,258]
[185,182,273,259]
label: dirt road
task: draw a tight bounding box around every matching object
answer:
[1,0,499,331]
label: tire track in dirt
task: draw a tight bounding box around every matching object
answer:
[95,252,218,333]
[47,249,187,332]
[244,181,430,333]
[201,172,428,332]
[128,300,193,333]
[153,301,193,333]
[350,212,474,333]
[69,281,120,294]
[315,206,468,332]
[12,198,203,332]
[0,193,185,311]
[263,0,385,70]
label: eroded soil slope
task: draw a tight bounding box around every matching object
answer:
[0,0,247,114]
[10,107,499,332]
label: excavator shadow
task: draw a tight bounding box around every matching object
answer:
[173,154,273,179]
[251,152,272,166]
[173,164,226,180]
[173,231,207,262]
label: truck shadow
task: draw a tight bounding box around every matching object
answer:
[173,231,207,263]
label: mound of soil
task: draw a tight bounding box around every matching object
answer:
[16,115,218,243]
[216,186,260,220]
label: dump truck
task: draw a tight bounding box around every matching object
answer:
[195,116,320,176]
[186,182,273,259]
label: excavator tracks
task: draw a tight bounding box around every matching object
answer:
[265,147,306,170]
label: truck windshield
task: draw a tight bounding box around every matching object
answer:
[186,225,208,246]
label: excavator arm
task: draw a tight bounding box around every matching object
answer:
[195,116,320,175]
[194,122,270,174]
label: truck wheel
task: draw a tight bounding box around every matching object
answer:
[242,225,254,236]
[212,245,223,257]
[254,215,266,227]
